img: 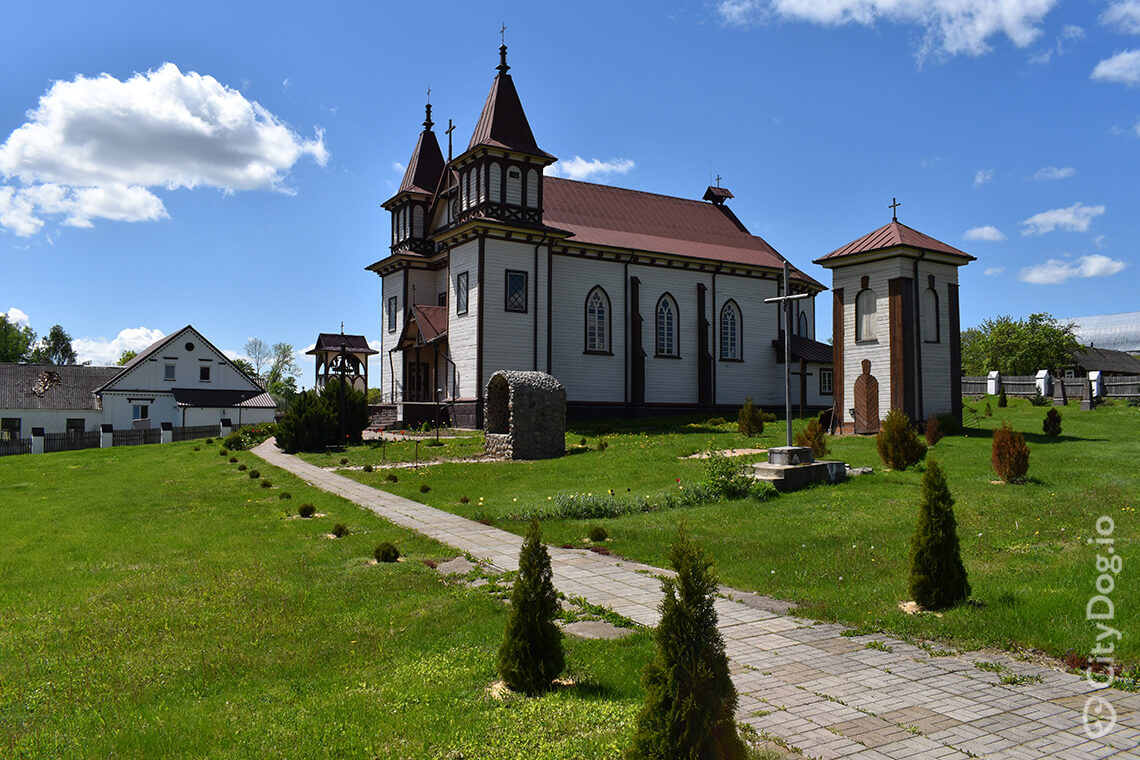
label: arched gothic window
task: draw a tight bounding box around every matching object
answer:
[656,294,679,357]
[855,288,877,341]
[585,287,610,353]
[797,311,809,337]
[719,301,741,360]
[922,286,940,342]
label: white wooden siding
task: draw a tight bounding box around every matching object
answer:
[505,166,522,206]
[381,270,405,401]
[480,238,537,389]
[448,242,479,398]
[631,265,711,405]
[550,255,626,402]
[526,168,538,208]
[489,163,501,202]
[713,274,784,407]
[918,261,959,417]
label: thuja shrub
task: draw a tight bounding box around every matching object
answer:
[298,504,316,518]
[260,480,272,488]
[587,525,608,542]
[876,409,926,470]
[362,464,373,473]
[385,473,398,483]
[985,402,993,417]
[909,459,970,611]
[497,519,564,695]
[794,416,830,459]
[279,491,291,500]
[998,389,1008,408]
[924,413,944,447]
[737,397,764,437]
[992,422,1030,483]
[237,464,247,471]
[374,542,400,562]
[1043,408,1062,437]
[419,484,431,494]
[275,390,336,454]
[219,449,228,456]
[248,470,260,479]
[627,526,747,759]
[332,523,348,538]
[229,456,238,463]
[1029,392,1050,407]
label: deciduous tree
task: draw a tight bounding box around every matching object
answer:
[961,313,1079,376]
[29,324,77,365]
[244,337,270,377]
[116,349,137,366]
[0,314,35,362]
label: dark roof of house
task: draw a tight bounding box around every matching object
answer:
[772,334,834,364]
[307,333,378,355]
[172,388,277,408]
[397,106,445,196]
[815,220,975,265]
[1072,345,1140,374]
[0,363,120,410]
[543,177,823,288]
[467,47,554,159]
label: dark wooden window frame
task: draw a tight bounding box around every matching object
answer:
[855,287,877,343]
[199,366,211,382]
[655,292,680,358]
[505,270,528,313]
[456,272,469,315]
[718,299,743,361]
[387,296,398,332]
[922,282,941,344]
[583,285,613,355]
[819,367,834,395]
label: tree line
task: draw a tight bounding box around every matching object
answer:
[961,312,1081,377]
[0,315,80,365]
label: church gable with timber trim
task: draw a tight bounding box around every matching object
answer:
[368,44,831,427]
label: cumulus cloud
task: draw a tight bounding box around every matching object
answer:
[715,0,1058,60]
[392,161,405,174]
[73,326,166,365]
[0,63,327,237]
[1028,23,1083,64]
[1031,166,1075,181]
[1091,49,1140,85]
[984,266,1006,276]
[546,156,636,181]
[964,225,1006,241]
[1018,254,1127,284]
[2,306,30,327]
[1103,1,1140,34]
[1020,202,1105,235]
[973,168,994,186]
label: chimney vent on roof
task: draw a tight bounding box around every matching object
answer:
[703,185,733,205]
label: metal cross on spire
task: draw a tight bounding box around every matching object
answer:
[715,174,722,187]
[426,86,430,104]
[500,22,506,44]
[764,262,811,447]
[446,119,455,161]
[889,197,901,222]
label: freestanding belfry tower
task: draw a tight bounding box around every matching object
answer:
[814,209,975,434]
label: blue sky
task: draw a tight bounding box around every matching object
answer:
[1,1,1137,379]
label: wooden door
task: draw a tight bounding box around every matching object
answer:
[853,359,880,434]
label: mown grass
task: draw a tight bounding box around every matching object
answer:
[340,398,1138,666]
[0,442,656,759]
[299,433,487,467]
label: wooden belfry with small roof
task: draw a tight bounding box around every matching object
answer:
[815,200,975,434]
[306,331,377,393]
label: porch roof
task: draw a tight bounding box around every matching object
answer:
[395,305,448,349]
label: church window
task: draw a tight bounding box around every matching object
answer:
[387,296,398,332]
[820,368,834,395]
[719,301,741,360]
[585,287,610,353]
[464,171,473,210]
[526,168,539,208]
[922,286,939,342]
[456,272,469,315]
[855,288,876,341]
[477,166,485,204]
[413,206,424,238]
[656,294,679,357]
[506,166,522,206]
[489,163,502,202]
[505,270,528,313]
[797,311,809,337]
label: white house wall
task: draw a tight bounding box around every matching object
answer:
[630,264,708,405]
[0,408,103,435]
[550,255,626,403]
[381,270,405,401]
[480,238,541,389]
[448,240,479,398]
[713,273,784,408]
[918,261,959,418]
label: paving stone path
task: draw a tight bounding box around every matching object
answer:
[255,440,1139,759]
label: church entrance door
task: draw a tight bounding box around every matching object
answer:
[406,362,431,402]
[853,359,880,434]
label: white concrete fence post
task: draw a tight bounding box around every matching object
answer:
[219,418,232,438]
[986,370,1002,396]
[31,427,44,455]
[1035,370,1052,398]
[160,422,173,445]
[100,423,114,448]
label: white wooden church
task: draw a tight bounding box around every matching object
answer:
[370,44,838,426]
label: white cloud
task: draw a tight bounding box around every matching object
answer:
[973,168,994,186]
[1028,23,1084,63]
[715,0,1058,60]
[1031,165,1075,181]
[392,161,405,174]
[1018,254,1127,284]
[0,63,327,237]
[984,266,1006,276]
[1103,1,1140,34]
[1091,49,1140,85]
[1020,202,1105,235]
[73,326,166,365]
[964,225,1006,241]
[546,156,636,181]
[2,306,30,327]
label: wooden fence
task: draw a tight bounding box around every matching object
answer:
[113,428,161,447]
[1002,375,1038,397]
[44,431,102,453]
[0,438,32,456]
[1105,375,1140,400]
[173,425,218,442]
[961,377,987,396]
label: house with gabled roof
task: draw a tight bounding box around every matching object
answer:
[0,363,120,441]
[369,44,832,425]
[94,325,276,429]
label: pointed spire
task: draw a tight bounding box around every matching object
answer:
[466,44,555,160]
[396,101,444,196]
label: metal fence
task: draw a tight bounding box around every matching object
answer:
[1105,375,1140,400]
[43,431,102,453]
[0,438,32,456]
[962,376,987,396]
[113,428,161,447]
[173,425,218,442]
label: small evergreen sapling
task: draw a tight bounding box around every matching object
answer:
[924,413,944,447]
[875,409,926,470]
[1043,408,1062,437]
[794,416,830,459]
[627,526,747,760]
[992,422,1030,482]
[998,388,1008,408]
[736,397,764,437]
[908,459,971,610]
[497,519,565,695]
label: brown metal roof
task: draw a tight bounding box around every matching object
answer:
[467,50,554,159]
[543,177,823,287]
[307,333,378,355]
[815,220,975,264]
[397,111,445,196]
[772,334,834,364]
[396,305,448,349]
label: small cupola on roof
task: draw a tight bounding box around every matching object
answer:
[382,102,444,255]
[451,43,556,228]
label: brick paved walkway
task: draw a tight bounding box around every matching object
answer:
[254,441,1140,759]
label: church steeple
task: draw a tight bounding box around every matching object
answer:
[466,44,553,159]
[383,100,444,255]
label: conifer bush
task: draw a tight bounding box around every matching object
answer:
[908,459,970,610]
[275,390,337,454]
[924,413,944,447]
[794,416,830,459]
[497,519,564,695]
[998,388,1008,408]
[1043,408,1062,437]
[260,479,271,488]
[736,397,764,437]
[248,470,260,479]
[875,409,926,470]
[237,464,247,471]
[587,525,608,542]
[279,491,291,500]
[229,457,238,463]
[992,422,1030,483]
[374,542,400,562]
[985,402,993,417]
[362,463,373,473]
[332,523,348,538]
[385,473,398,483]
[628,526,747,760]
[298,504,316,518]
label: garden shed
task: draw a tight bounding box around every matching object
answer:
[484,370,565,460]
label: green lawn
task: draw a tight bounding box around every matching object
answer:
[0,442,656,759]
[337,398,1139,668]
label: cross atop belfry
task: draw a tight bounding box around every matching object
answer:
[889,197,901,222]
